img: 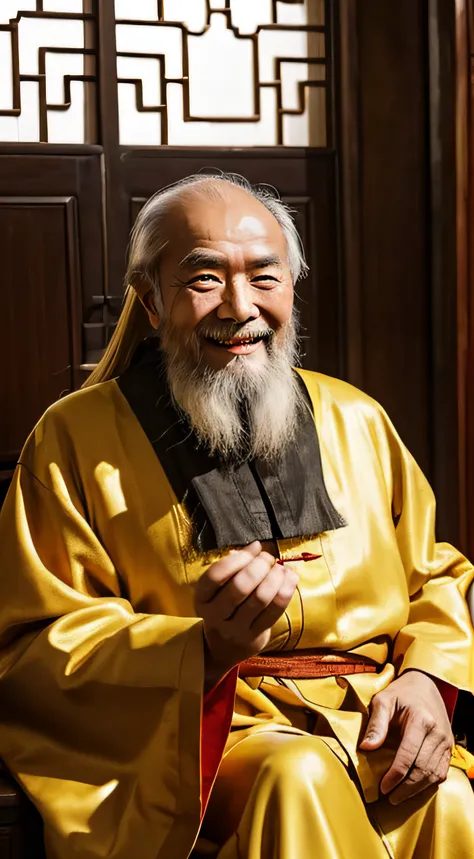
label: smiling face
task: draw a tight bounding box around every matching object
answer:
[142,182,295,371]
[137,181,304,462]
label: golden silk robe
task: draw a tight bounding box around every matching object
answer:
[0,368,473,859]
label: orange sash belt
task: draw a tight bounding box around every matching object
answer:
[238,649,379,679]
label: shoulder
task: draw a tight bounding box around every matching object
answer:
[19,380,123,469]
[295,369,400,458]
[47,379,118,414]
[295,368,387,422]
[33,379,121,434]
[295,370,410,488]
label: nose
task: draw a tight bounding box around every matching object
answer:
[216,278,260,324]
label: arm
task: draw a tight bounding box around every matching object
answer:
[360,407,474,803]
[387,414,474,690]
[0,424,232,856]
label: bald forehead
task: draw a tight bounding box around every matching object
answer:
[162,183,288,253]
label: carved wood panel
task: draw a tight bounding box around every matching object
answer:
[0,145,104,376]
[0,145,104,491]
[0,196,80,465]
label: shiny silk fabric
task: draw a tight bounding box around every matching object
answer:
[0,370,473,858]
[200,732,474,859]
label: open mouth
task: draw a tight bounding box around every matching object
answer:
[205,332,272,351]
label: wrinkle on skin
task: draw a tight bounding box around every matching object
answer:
[140,183,294,372]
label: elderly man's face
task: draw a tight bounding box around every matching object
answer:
[151,186,294,370]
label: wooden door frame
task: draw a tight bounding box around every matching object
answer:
[455,0,470,554]
[337,0,462,542]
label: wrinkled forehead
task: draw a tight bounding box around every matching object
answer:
[160,187,290,264]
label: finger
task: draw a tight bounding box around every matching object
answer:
[195,542,262,603]
[359,695,393,751]
[234,563,286,626]
[389,743,452,805]
[250,569,299,636]
[380,714,429,795]
[413,726,453,778]
[389,730,446,803]
[210,552,276,620]
[390,744,451,805]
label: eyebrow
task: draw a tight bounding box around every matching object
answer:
[250,255,283,271]
[179,249,226,270]
[178,249,283,271]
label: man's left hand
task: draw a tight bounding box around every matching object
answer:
[359,670,453,804]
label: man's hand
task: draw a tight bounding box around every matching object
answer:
[359,670,453,804]
[194,541,298,691]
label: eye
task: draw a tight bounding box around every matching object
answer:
[251,274,279,286]
[186,273,222,286]
[185,274,222,292]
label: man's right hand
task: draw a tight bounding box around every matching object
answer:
[194,541,299,691]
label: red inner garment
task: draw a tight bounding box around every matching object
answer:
[200,666,238,818]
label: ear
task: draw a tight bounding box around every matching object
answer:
[138,288,160,330]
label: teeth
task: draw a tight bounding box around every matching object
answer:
[208,334,266,347]
[217,338,253,346]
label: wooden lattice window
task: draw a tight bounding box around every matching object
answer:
[115,0,329,146]
[0,1,97,143]
[0,0,330,147]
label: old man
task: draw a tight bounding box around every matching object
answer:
[0,173,473,859]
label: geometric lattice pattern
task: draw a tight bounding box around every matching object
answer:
[0,0,330,146]
[115,0,329,146]
[0,1,97,143]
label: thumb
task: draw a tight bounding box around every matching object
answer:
[359,696,392,751]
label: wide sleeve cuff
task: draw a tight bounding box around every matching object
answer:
[396,637,473,695]
[397,642,464,721]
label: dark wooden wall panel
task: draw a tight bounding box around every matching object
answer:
[460,0,474,559]
[337,0,463,545]
[0,198,77,462]
[0,147,104,496]
[0,146,104,370]
[428,0,460,547]
[356,0,431,478]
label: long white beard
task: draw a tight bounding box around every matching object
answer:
[158,314,305,463]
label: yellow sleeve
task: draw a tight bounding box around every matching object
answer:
[381,411,474,693]
[0,413,206,858]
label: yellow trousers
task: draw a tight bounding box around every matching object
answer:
[197,732,474,859]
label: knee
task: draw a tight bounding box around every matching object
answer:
[259,736,340,791]
[436,766,474,805]
[423,767,474,839]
